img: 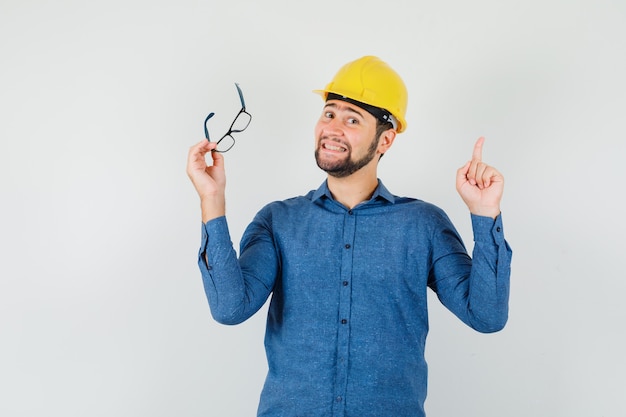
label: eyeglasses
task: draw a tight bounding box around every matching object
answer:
[204,83,252,153]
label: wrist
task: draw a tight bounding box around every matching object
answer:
[468,205,500,219]
[200,195,226,223]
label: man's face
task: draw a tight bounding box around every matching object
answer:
[314,100,381,178]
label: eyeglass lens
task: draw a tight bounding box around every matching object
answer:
[230,110,251,133]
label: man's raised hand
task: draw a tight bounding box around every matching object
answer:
[186,139,227,222]
[456,137,504,219]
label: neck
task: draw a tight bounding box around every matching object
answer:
[326,167,379,209]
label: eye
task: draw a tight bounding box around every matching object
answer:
[347,117,359,125]
[324,111,334,119]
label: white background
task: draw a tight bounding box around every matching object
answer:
[1,0,625,416]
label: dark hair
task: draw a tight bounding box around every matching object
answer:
[376,120,394,138]
[375,120,394,160]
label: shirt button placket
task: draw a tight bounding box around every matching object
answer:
[333,209,355,416]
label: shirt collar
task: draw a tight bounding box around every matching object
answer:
[311,179,396,205]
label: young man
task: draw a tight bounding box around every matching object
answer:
[186,56,511,417]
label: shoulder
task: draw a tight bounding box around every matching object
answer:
[377,181,448,218]
[254,191,316,217]
[393,195,448,215]
[383,195,457,232]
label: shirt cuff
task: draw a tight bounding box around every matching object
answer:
[200,216,231,255]
[471,213,506,245]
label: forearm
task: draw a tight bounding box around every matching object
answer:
[198,217,245,323]
[431,214,511,333]
[465,214,512,332]
[198,216,275,325]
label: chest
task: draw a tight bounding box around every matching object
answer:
[271,209,434,296]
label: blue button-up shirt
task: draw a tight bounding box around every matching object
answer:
[198,180,511,417]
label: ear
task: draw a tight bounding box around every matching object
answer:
[377,129,397,154]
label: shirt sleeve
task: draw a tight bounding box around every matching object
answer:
[429,213,512,333]
[198,214,277,325]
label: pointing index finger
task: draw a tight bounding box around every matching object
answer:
[472,136,485,161]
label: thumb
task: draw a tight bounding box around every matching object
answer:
[207,145,225,170]
[456,161,471,190]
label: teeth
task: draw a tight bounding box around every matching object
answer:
[324,143,345,152]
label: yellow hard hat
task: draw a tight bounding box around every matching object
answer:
[314,55,408,133]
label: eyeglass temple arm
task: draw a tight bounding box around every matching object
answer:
[234,83,246,110]
[204,112,215,140]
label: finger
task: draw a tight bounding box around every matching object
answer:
[472,136,485,162]
[209,146,225,169]
[189,139,213,158]
[187,140,217,176]
[484,166,498,188]
[483,165,504,189]
[456,161,471,189]
[467,159,479,186]
[474,162,488,189]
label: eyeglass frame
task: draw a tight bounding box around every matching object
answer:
[204,83,251,152]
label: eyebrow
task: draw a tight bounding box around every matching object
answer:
[324,102,365,119]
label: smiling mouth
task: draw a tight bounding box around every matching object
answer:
[321,140,348,153]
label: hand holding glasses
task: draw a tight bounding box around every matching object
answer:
[204,83,252,153]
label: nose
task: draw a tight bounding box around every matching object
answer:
[320,116,344,137]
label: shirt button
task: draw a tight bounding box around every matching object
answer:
[341,319,348,324]
[342,281,349,286]
[348,210,353,215]
[344,244,351,249]
[496,226,501,232]
[336,396,343,402]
